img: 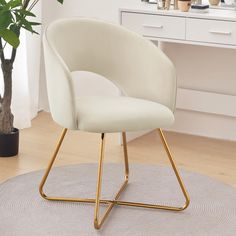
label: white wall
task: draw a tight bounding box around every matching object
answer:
[161,43,236,96]
[42,0,140,25]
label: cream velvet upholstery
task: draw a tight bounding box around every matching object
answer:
[76,97,174,133]
[43,18,177,133]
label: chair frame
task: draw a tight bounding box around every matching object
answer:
[39,129,190,229]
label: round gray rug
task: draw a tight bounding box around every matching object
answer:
[0,164,236,236]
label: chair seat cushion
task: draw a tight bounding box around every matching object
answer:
[76,96,174,133]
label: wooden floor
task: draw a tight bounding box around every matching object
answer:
[0,112,236,188]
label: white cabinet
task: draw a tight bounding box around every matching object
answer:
[122,12,185,40]
[186,18,236,46]
[121,8,236,48]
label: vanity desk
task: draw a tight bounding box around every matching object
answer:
[120,3,236,140]
[120,3,236,48]
[120,4,236,48]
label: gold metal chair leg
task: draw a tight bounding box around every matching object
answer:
[39,128,68,199]
[113,129,190,211]
[158,128,190,210]
[122,132,130,181]
[94,133,129,229]
[39,129,109,204]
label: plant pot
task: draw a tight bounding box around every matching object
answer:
[0,128,19,157]
[209,0,220,5]
[178,0,191,12]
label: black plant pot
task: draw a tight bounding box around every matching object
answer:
[0,128,19,157]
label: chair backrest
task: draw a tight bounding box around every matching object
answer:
[43,18,177,129]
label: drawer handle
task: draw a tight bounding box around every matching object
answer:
[209,30,232,35]
[142,24,163,29]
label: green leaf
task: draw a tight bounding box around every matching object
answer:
[28,21,41,26]
[0,0,7,5]
[6,0,21,9]
[10,23,19,35]
[22,25,38,34]
[0,28,19,48]
[57,0,64,4]
[20,17,33,32]
[17,9,36,17]
[0,10,13,29]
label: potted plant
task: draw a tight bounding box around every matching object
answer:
[0,0,64,157]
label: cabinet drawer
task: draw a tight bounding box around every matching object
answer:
[121,12,185,40]
[186,18,236,46]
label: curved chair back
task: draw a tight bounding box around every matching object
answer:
[43,18,177,129]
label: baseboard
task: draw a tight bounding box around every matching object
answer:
[167,109,236,142]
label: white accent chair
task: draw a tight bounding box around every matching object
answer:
[40,18,190,230]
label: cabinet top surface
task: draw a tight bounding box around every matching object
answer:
[120,2,236,22]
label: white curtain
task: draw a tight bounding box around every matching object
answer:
[0,3,42,129]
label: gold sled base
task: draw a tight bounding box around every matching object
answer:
[39,129,190,230]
